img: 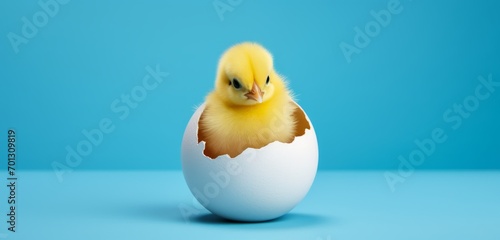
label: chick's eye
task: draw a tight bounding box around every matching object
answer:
[266,76,270,84]
[232,79,241,89]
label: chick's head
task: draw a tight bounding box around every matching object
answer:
[214,42,279,106]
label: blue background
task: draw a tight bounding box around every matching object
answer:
[1,0,499,171]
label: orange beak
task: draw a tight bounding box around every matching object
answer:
[245,82,264,103]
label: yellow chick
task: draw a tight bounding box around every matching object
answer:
[198,42,298,158]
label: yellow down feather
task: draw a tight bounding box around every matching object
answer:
[199,42,297,158]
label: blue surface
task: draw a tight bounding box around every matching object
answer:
[2,170,499,240]
[1,0,499,171]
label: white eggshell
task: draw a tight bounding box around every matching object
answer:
[181,103,318,222]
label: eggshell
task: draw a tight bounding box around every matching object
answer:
[181,103,318,222]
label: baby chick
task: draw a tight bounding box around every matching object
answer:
[199,42,298,158]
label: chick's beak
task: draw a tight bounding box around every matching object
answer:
[245,82,264,103]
